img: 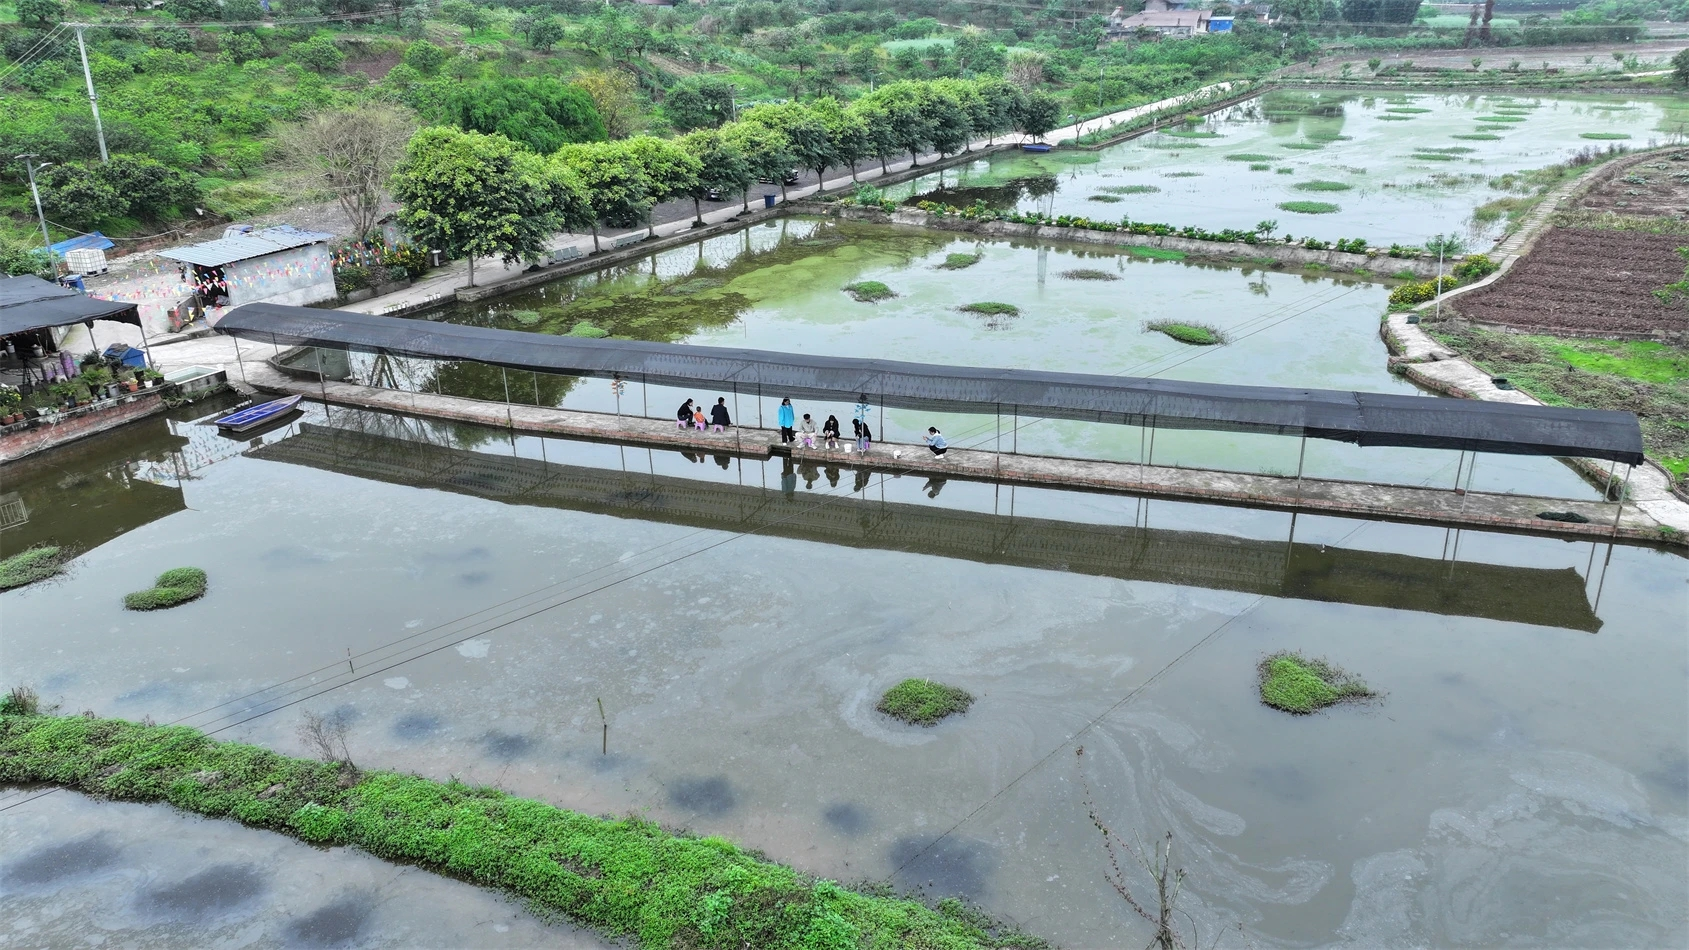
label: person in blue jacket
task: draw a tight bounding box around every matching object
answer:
[924,427,948,458]
[777,397,795,443]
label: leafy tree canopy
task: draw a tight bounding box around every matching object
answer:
[439,77,608,154]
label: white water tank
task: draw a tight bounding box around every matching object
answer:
[64,248,108,276]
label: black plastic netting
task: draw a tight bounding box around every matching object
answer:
[218,303,1645,464]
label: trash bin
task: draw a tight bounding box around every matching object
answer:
[763,193,777,209]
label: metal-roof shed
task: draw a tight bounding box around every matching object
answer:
[0,275,139,336]
[156,225,335,268]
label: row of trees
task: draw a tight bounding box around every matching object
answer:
[390,76,1063,286]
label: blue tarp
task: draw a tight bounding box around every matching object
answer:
[49,232,114,256]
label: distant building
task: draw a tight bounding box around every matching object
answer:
[155,225,337,317]
[1103,2,1236,40]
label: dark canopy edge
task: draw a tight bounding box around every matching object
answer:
[217,303,1646,465]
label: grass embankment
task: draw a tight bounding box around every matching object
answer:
[877,680,974,726]
[1424,325,1689,484]
[843,281,898,303]
[0,545,67,592]
[123,567,208,610]
[1257,652,1377,715]
[1147,321,1226,346]
[0,713,1042,949]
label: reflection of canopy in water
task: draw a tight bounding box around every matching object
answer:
[0,416,187,556]
[218,305,1644,464]
[250,422,1603,633]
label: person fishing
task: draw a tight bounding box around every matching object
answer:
[853,417,873,453]
[822,414,842,449]
[709,397,731,433]
[676,398,695,430]
[924,427,948,459]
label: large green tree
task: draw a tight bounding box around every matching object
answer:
[40,154,199,229]
[679,128,751,225]
[855,82,933,167]
[552,141,652,252]
[664,78,736,133]
[1013,90,1063,141]
[740,102,829,199]
[390,128,557,287]
[439,77,607,154]
[719,121,792,211]
[620,136,701,235]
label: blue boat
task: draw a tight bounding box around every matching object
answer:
[215,395,303,433]
[1021,143,1052,153]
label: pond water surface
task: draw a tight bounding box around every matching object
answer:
[3,404,1684,948]
[425,217,1599,500]
[887,90,1674,248]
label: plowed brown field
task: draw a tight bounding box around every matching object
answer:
[1454,227,1689,339]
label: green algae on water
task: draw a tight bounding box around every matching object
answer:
[1147,320,1225,345]
[1278,200,1341,214]
[1258,651,1377,714]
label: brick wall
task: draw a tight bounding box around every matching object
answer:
[0,391,168,465]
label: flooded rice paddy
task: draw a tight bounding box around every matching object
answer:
[3,403,1685,948]
[888,90,1676,248]
[427,216,1598,499]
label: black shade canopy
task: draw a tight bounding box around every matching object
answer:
[217,303,1647,465]
[0,275,140,337]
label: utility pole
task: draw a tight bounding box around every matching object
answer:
[17,154,53,253]
[73,26,109,163]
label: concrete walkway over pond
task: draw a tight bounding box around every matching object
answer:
[235,361,1676,546]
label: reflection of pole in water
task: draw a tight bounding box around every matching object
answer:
[1037,245,1047,288]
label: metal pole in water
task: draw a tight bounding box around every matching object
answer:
[1611,464,1632,535]
[1602,462,1617,500]
[1460,453,1478,512]
[501,366,513,429]
[1013,405,1018,454]
[1452,449,1466,493]
[1293,432,1308,500]
[314,347,327,403]
[1147,416,1157,467]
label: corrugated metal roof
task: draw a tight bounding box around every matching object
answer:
[156,225,335,268]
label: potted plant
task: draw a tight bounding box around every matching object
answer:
[0,385,20,424]
[141,369,164,388]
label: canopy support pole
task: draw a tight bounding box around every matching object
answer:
[1147,416,1157,467]
[642,374,648,418]
[232,334,246,384]
[1012,405,1018,454]
[313,346,327,403]
[1294,432,1308,499]
[1602,462,1617,500]
[501,366,513,430]
[995,403,1000,454]
[1460,453,1478,512]
[533,372,540,406]
[1611,464,1632,535]
[1452,449,1466,494]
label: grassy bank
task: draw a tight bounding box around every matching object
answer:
[0,713,1044,949]
[1424,324,1689,485]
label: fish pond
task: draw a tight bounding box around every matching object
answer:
[1,403,1685,948]
[886,90,1678,248]
[417,216,1601,500]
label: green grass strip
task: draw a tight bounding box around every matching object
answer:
[1099,184,1160,195]
[1280,142,1324,150]
[959,302,1020,316]
[1257,652,1377,714]
[1475,115,1527,122]
[1126,246,1186,261]
[1146,320,1226,345]
[1292,180,1352,192]
[1451,133,1502,141]
[0,713,1044,949]
[0,545,67,592]
[1224,153,1276,162]
[1579,132,1631,140]
[1277,200,1340,214]
[1087,194,1124,203]
[123,567,207,611]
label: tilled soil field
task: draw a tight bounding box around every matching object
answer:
[1453,226,1689,338]
[1573,149,1689,218]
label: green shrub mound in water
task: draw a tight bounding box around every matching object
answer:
[1476,115,1527,123]
[1579,132,1631,140]
[1147,321,1225,346]
[1293,180,1353,192]
[0,713,1041,949]
[1100,184,1160,195]
[1060,269,1119,281]
[509,309,543,326]
[843,281,897,303]
[1277,201,1340,214]
[566,321,609,338]
[123,567,207,611]
[878,679,975,725]
[959,302,1019,317]
[1087,194,1123,203]
[1225,153,1275,162]
[939,251,983,270]
[1452,134,1502,141]
[1258,651,1377,714]
[0,546,67,592]
[1386,107,1432,114]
